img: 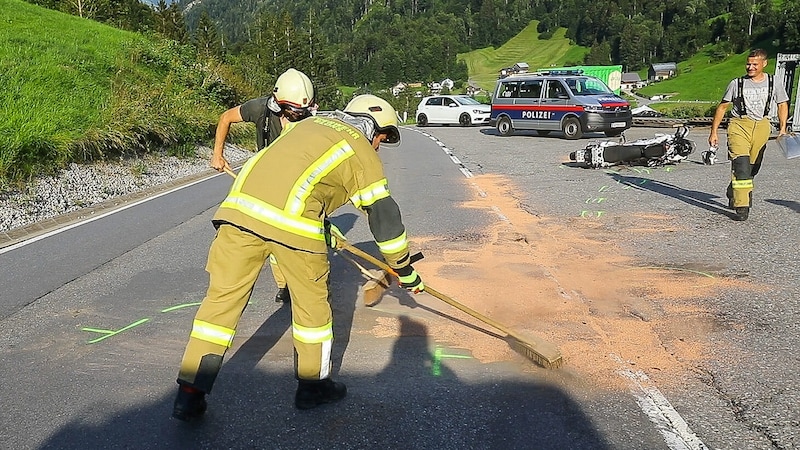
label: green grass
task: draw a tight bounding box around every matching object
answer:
[0,0,239,182]
[636,43,791,116]
[0,0,138,179]
[636,45,754,102]
[457,21,589,92]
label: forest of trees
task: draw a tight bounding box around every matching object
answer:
[176,0,800,83]
[23,0,800,100]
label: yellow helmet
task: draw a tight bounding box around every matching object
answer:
[272,68,314,109]
[344,94,401,145]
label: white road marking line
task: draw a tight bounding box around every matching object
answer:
[411,126,706,450]
[613,354,708,450]
[0,172,224,255]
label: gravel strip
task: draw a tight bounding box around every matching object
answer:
[0,144,252,233]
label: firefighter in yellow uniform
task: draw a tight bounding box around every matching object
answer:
[211,68,318,303]
[709,49,789,221]
[172,94,424,421]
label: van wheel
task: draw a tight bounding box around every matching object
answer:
[536,130,551,137]
[562,117,583,140]
[417,114,428,127]
[459,113,471,126]
[497,117,514,136]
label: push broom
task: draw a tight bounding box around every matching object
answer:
[333,236,564,369]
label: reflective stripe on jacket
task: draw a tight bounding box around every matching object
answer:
[213,116,409,263]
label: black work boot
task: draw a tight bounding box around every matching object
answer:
[295,378,347,410]
[172,385,207,421]
[275,286,291,303]
[734,207,750,221]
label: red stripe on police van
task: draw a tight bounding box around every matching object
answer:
[492,105,584,112]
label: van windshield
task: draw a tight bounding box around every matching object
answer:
[565,77,613,95]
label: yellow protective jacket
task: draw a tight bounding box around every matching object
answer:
[213,116,411,269]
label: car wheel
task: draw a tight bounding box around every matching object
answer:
[459,113,471,126]
[536,130,551,137]
[497,117,513,136]
[562,117,583,140]
[604,130,623,137]
[417,114,428,127]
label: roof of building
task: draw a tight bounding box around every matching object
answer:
[650,62,677,71]
[621,72,642,82]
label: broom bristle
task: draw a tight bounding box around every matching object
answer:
[507,335,563,369]
[362,269,391,307]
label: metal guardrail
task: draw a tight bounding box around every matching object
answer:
[632,116,717,127]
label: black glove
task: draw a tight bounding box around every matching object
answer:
[396,265,424,294]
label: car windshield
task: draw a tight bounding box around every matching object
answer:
[565,77,613,95]
[454,96,482,105]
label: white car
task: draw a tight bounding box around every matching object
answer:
[415,95,491,127]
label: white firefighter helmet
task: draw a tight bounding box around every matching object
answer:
[344,94,401,145]
[269,68,314,114]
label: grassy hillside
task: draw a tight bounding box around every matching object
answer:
[637,46,762,101]
[457,21,589,92]
[0,0,243,182]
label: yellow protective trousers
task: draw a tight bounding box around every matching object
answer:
[268,255,287,289]
[726,117,771,208]
[177,224,333,393]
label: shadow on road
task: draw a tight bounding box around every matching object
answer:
[36,212,612,449]
[39,314,611,450]
[764,198,800,213]
[605,172,737,219]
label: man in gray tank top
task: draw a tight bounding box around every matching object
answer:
[708,48,789,221]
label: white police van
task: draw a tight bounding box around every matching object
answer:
[490,70,632,139]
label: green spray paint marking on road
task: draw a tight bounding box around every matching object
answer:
[431,346,474,377]
[161,302,202,313]
[82,318,150,344]
[82,301,205,344]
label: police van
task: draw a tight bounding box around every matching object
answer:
[490,70,632,139]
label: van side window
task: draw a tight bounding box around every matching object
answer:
[547,81,566,99]
[519,80,542,99]
[500,82,519,98]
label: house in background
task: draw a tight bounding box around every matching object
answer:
[648,62,677,81]
[499,62,530,79]
[391,82,407,97]
[621,72,646,90]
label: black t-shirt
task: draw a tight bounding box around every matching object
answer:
[239,96,283,150]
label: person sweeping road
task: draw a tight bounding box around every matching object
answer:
[172,94,424,421]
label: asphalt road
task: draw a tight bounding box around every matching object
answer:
[413,123,800,450]
[0,123,797,449]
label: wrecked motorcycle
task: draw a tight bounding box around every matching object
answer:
[569,126,696,168]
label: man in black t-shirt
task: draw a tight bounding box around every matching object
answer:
[210,68,316,303]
